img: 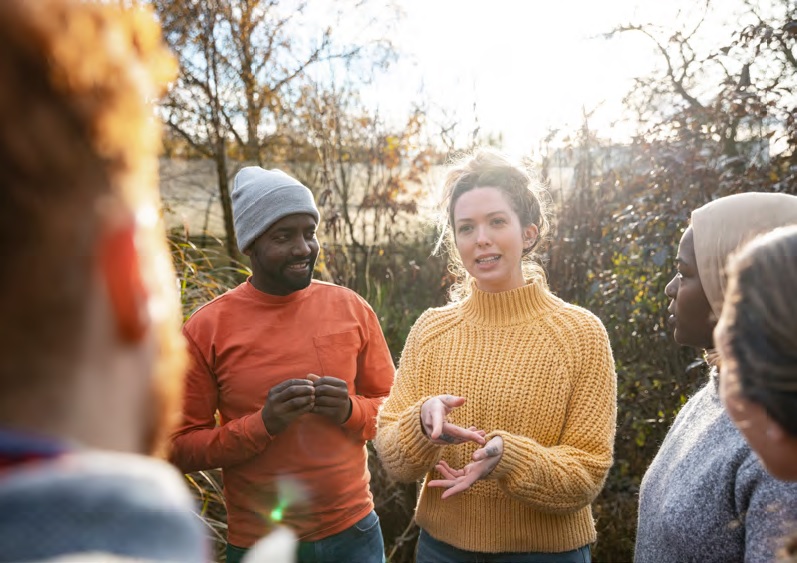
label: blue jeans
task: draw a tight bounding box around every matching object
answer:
[226,510,385,563]
[416,529,591,563]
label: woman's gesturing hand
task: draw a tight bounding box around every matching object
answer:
[420,395,486,446]
[427,436,504,499]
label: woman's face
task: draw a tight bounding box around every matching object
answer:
[716,338,797,481]
[664,227,716,349]
[452,186,537,293]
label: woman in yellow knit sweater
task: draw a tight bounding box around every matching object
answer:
[374,149,617,563]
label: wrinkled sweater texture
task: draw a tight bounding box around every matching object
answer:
[635,372,797,563]
[374,281,617,553]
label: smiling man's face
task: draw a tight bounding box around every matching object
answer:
[246,213,319,296]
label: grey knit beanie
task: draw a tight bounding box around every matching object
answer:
[231,166,320,253]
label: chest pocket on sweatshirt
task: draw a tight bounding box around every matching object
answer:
[313,330,361,385]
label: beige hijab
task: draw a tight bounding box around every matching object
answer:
[691,192,797,320]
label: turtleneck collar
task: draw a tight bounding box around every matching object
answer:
[458,279,561,327]
[241,276,314,305]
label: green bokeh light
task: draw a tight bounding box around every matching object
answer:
[270,505,284,522]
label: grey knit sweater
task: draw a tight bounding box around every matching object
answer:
[635,372,797,562]
[0,450,207,562]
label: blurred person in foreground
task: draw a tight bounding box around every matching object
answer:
[716,224,797,481]
[374,149,617,563]
[0,0,207,560]
[715,225,797,560]
[635,193,797,563]
[169,166,395,563]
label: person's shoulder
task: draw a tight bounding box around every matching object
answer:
[308,279,377,312]
[0,451,206,562]
[187,282,244,322]
[24,451,196,508]
[407,302,461,341]
[540,296,613,365]
[418,300,460,321]
[546,296,609,335]
[64,451,205,533]
[310,279,361,299]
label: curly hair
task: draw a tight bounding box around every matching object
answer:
[434,148,551,301]
[717,225,797,437]
[0,0,181,451]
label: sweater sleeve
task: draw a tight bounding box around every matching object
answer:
[374,315,444,483]
[487,316,617,514]
[341,303,396,441]
[168,328,272,473]
[736,451,797,562]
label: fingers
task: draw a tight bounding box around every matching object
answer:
[427,462,482,500]
[262,380,316,435]
[438,422,486,446]
[271,379,316,393]
[269,381,314,409]
[421,395,485,444]
[440,472,480,500]
[472,436,503,461]
[436,460,464,479]
[426,478,454,489]
[310,376,349,422]
[430,410,444,440]
[472,446,498,461]
[312,382,349,400]
[275,383,315,399]
[439,394,466,409]
[283,395,315,410]
[313,394,349,408]
[426,478,451,489]
[428,443,503,500]
[307,376,349,403]
[310,375,347,387]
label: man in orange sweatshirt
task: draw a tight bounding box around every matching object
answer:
[170,166,395,563]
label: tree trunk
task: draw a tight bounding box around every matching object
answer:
[214,138,238,259]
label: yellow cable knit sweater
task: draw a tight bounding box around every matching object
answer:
[374,281,617,554]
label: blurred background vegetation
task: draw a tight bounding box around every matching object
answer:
[154,0,797,560]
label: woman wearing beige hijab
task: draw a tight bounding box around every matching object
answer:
[634,192,797,563]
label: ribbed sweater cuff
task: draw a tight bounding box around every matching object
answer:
[487,430,536,480]
[399,398,444,463]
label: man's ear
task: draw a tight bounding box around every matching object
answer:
[97,222,149,343]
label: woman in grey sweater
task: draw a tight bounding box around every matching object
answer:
[634,193,797,563]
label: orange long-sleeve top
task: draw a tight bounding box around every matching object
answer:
[169,279,395,547]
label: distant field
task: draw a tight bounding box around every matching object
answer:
[159,158,227,237]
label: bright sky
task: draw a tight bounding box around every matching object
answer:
[358,0,742,157]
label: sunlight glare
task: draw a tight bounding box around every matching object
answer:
[361,0,745,156]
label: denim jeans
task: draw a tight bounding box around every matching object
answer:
[226,510,385,563]
[416,528,591,563]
